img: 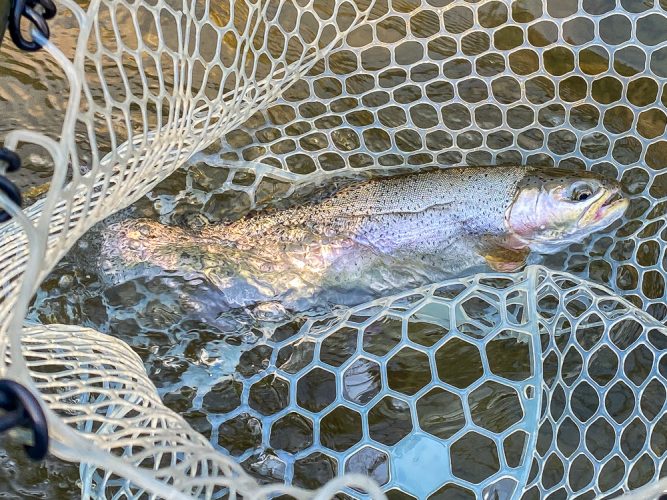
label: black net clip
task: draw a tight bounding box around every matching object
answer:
[0,147,22,223]
[8,0,56,51]
[0,379,49,460]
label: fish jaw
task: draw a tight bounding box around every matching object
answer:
[525,191,628,254]
[577,188,628,230]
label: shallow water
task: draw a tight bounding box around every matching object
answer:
[1,0,666,497]
[23,159,648,496]
[0,443,77,498]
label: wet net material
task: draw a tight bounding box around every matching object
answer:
[0,0,665,499]
[230,265,667,499]
[218,0,667,322]
[20,262,667,498]
[0,0,384,496]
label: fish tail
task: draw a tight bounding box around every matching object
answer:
[98,219,169,283]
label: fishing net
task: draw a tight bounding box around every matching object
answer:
[0,0,665,498]
[217,0,667,322]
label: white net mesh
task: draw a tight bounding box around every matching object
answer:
[21,323,384,498]
[213,0,667,321]
[20,263,667,498]
[0,0,665,498]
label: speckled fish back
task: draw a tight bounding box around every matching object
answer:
[218,166,528,251]
[321,166,525,218]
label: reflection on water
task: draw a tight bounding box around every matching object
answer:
[0,444,78,499]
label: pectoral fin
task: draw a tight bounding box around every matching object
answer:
[479,245,530,272]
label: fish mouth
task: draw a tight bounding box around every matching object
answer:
[578,189,628,228]
[601,191,624,208]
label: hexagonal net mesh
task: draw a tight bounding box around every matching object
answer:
[217,0,667,322]
[0,0,385,496]
[0,0,664,499]
[227,264,665,498]
[18,262,667,498]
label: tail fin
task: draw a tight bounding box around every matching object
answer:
[99,218,172,284]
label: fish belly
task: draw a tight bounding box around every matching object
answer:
[101,216,485,312]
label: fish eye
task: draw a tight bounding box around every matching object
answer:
[569,183,596,202]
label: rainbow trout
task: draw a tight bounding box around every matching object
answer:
[101,166,628,310]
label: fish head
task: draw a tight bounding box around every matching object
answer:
[506,167,629,254]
